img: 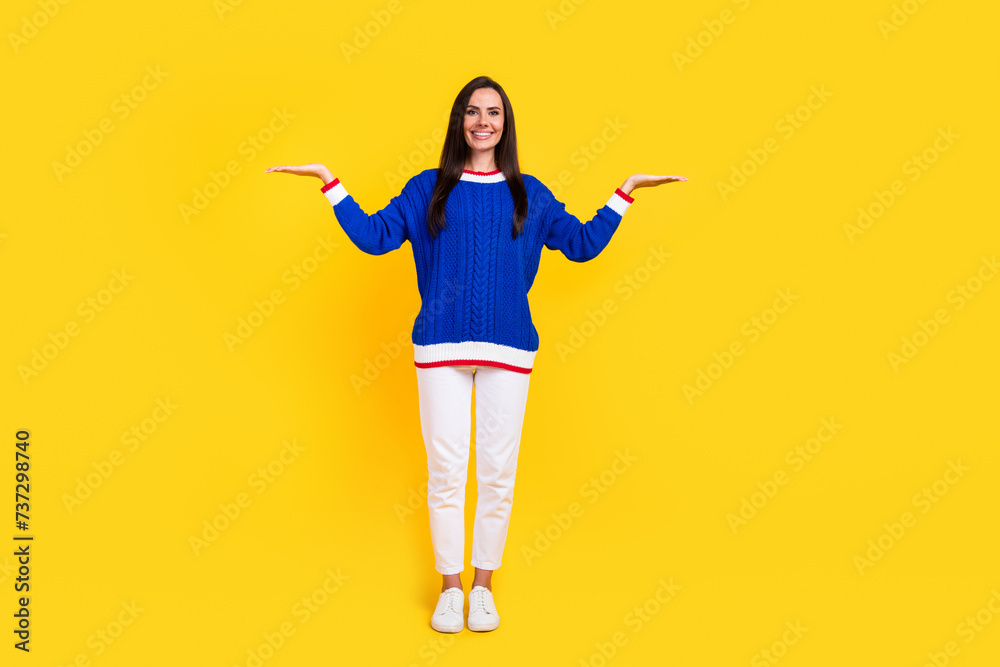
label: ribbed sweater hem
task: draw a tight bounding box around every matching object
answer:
[413,341,536,374]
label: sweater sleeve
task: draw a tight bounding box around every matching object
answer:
[543,188,634,262]
[320,178,409,255]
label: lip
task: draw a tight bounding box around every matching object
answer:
[471,131,494,140]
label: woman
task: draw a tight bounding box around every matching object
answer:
[266,75,686,633]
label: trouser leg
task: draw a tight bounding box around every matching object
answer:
[470,366,531,571]
[415,365,475,575]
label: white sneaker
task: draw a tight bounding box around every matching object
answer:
[467,586,500,632]
[431,587,464,633]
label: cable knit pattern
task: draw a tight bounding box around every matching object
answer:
[320,168,634,373]
[469,184,487,341]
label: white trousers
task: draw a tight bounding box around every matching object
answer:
[415,364,531,575]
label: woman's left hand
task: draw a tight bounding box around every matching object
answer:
[621,174,688,195]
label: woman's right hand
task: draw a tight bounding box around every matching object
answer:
[265,163,334,185]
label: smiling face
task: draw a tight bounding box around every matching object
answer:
[462,87,504,167]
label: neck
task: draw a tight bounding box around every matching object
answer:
[465,151,498,173]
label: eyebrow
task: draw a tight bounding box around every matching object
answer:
[467,105,502,111]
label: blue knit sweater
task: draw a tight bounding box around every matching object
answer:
[321,168,634,373]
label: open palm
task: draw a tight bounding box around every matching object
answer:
[264,163,333,182]
[628,174,688,189]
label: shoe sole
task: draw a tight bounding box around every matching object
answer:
[431,619,463,633]
[467,619,500,632]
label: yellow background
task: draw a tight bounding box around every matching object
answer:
[3,0,998,664]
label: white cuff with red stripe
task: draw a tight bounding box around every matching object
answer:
[320,178,348,206]
[606,188,634,216]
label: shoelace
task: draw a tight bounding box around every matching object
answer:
[470,588,491,615]
[441,589,463,615]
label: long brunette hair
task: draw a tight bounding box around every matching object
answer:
[427,76,528,239]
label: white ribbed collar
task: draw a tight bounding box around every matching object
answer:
[460,169,505,184]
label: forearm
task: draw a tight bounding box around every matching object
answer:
[546,190,631,262]
[319,177,408,255]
